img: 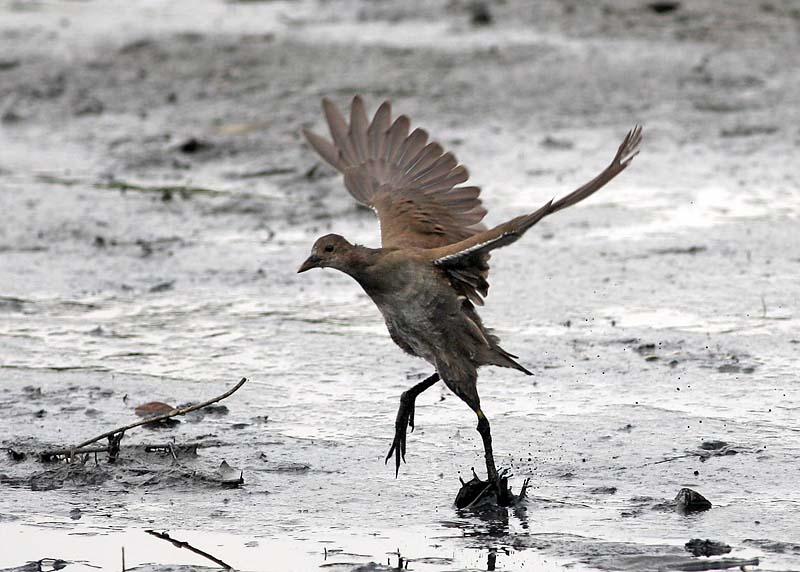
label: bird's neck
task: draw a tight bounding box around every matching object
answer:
[338,244,380,277]
[340,246,390,293]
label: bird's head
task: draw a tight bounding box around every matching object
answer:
[297,234,355,273]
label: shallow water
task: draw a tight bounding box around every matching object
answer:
[2,1,799,571]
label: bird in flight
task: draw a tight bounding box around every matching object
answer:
[298,96,641,505]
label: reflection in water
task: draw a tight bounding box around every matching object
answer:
[0,520,579,572]
[439,502,536,571]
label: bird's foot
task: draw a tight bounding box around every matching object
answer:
[454,468,529,509]
[385,391,417,477]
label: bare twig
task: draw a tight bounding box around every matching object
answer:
[643,453,697,466]
[40,377,247,460]
[39,442,203,459]
[145,530,233,570]
[619,453,698,470]
[144,443,201,455]
[75,377,246,450]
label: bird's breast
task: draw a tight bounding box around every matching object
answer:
[377,299,438,364]
[369,277,457,365]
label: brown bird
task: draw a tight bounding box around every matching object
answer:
[298,96,641,502]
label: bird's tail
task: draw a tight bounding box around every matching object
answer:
[491,346,533,376]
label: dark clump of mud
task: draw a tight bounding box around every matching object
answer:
[685,539,732,557]
[674,488,712,513]
[0,558,69,572]
[454,469,529,509]
[3,440,244,492]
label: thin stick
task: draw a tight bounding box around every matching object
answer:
[640,453,696,467]
[46,446,112,456]
[41,442,204,459]
[69,377,247,452]
[145,530,233,570]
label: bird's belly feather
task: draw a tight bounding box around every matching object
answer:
[373,289,449,365]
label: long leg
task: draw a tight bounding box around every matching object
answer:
[475,408,498,482]
[456,406,528,507]
[466,405,521,506]
[385,372,440,477]
[434,364,499,483]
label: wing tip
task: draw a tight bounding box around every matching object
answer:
[618,124,643,166]
[301,127,317,142]
[376,99,391,117]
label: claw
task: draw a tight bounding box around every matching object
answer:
[384,372,440,478]
[519,477,531,500]
[385,393,414,477]
[384,431,406,478]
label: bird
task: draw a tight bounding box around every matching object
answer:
[298,96,641,503]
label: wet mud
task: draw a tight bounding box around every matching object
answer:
[1,0,799,570]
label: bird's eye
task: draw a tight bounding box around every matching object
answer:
[324,244,335,253]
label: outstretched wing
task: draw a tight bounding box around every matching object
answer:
[431,126,643,305]
[303,96,487,249]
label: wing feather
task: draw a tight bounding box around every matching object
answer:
[303,96,487,251]
[394,129,430,180]
[412,152,457,185]
[349,95,369,162]
[431,125,642,304]
[322,98,358,165]
[303,129,342,171]
[385,116,410,164]
[368,101,391,160]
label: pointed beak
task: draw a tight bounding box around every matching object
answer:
[297,254,321,273]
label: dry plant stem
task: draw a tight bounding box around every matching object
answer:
[45,445,111,455]
[146,530,233,570]
[633,453,697,468]
[66,377,247,454]
[41,442,201,458]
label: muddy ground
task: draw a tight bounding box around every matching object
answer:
[1,0,799,570]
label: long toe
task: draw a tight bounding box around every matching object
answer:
[386,392,418,476]
[384,428,407,477]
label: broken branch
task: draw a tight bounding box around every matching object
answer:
[39,377,247,460]
[145,530,233,570]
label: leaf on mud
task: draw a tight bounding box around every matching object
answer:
[215,460,244,487]
[135,402,175,418]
